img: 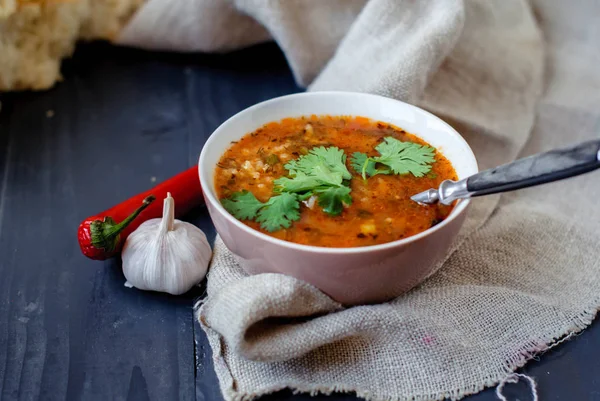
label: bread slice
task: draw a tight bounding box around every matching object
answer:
[0,0,145,91]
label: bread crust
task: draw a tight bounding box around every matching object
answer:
[0,0,145,91]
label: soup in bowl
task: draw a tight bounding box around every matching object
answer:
[199,92,478,305]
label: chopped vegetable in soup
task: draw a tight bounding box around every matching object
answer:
[215,115,458,247]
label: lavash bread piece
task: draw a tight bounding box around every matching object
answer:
[0,0,145,91]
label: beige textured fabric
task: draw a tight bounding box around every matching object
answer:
[123,0,600,400]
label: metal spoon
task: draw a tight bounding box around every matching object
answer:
[411,139,600,205]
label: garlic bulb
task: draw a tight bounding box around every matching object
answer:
[121,192,211,295]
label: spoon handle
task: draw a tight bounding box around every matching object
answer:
[466,139,600,197]
[411,139,600,205]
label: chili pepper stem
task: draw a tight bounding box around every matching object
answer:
[90,195,156,252]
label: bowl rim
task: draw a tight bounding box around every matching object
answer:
[199,91,479,254]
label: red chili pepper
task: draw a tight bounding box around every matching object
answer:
[78,167,204,260]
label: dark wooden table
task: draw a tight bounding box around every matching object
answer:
[0,42,598,401]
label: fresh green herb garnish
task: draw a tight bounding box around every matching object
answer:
[314,186,352,216]
[255,193,300,232]
[274,146,352,216]
[273,172,323,193]
[350,152,390,178]
[221,146,353,232]
[221,191,301,232]
[350,137,436,179]
[222,138,436,232]
[220,190,264,220]
[284,146,352,182]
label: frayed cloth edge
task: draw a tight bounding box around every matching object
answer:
[194,299,599,401]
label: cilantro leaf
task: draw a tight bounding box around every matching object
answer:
[282,158,304,176]
[350,152,370,174]
[224,145,355,231]
[310,163,345,186]
[256,193,300,232]
[297,192,314,201]
[277,145,353,216]
[351,137,436,179]
[350,152,390,179]
[284,146,351,181]
[281,159,344,188]
[274,172,324,193]
[315,186,352,216]
[221,191,264,220]
[373,137,435,177]
[309,146,352,180]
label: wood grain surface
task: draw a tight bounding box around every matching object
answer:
[0,42,597,401]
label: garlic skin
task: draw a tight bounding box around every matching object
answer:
[121,193,211,295]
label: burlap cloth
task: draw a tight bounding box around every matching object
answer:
[119,1,600,400]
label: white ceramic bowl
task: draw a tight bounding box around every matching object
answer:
[199,92,478,305]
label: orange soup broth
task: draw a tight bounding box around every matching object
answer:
[214,115,458,247]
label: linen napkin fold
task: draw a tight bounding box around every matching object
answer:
[119,0,600,400]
